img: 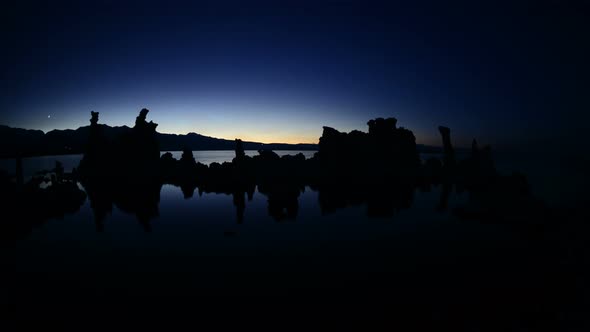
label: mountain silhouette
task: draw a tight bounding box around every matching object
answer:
[0,123,318,158]
[0,123,442,158]
[0,109,550,239]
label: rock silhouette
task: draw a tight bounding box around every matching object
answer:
[76,109,163,230]
[118,108,160,178]
[318,117,420,185]
[0,108,547,238]
[234,139,246,162]
[78,111,109,178]
[0,163,86,245]
[438,125,455,168]
[72,109,546,225]
[0,121,320,159]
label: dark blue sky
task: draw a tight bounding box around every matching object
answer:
[1,0,588,146]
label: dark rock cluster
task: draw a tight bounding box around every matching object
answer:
[0,108,547,237]
[73,109,545,227]
[79,108,160,179]
[0,161,86,245]
[76,109,163,231]
[318,117,420,184]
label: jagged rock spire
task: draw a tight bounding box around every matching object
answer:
[90,111,99,126]
[438,126,455,167]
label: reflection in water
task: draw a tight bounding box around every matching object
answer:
[0,111,553,239]
[258,182,302,221]
[315,182,416,218]
[81,179,419,230]
[0,153,550,243]
[0,161,87,245]
[1,157,476,240]
[77,167,426,231]
[82,178,162,232]
[3,112,588,330]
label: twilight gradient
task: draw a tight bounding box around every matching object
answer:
[1,1,588,147]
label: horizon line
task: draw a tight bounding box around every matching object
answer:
[1,122,452,147]
[1,122,322,145]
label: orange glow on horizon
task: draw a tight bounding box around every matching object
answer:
[161,130,320,145]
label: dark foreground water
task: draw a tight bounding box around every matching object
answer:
[2,150,588,329]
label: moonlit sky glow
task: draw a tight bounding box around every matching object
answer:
[1,1,589,146]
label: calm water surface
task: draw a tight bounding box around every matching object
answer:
[0,150,317,179]
[2,150,477,296]
[2,149,585,207]
[2,150,587,328]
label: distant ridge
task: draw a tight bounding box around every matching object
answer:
[0,124,318,158]
[0,124,442,158]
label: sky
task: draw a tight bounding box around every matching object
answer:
[1,0,589,146]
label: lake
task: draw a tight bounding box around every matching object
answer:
[0,150,318,180]
[2,150,588,328]
[1,149,586,207]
